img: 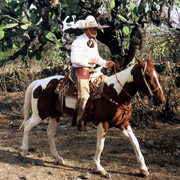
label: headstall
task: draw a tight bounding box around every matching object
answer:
[140,62,160,97]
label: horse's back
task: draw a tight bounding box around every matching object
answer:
[31,75,64,90]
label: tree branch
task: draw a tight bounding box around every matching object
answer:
[0,43,29,67]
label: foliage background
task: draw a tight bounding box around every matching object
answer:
[0,0,180,125]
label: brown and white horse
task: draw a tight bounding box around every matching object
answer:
[20,57,165,177]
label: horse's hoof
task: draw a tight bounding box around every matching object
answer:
[140,169,149,176]
[56,159,65,165]
[19,151,27,157]
[105,173,111,178]
[98,170,110,178]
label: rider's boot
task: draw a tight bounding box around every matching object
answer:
[76,99,88,131]
[72,103,79,126]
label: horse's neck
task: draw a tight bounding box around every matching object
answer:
[105,65,135,95]
[101,65,139,106]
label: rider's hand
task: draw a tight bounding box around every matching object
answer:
[88,58,98,65]
[106,61,114,68]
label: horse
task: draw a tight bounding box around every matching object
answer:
[19,57,165,177]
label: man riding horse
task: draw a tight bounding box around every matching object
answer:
[70,15,114,131]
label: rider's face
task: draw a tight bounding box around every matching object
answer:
[89,27,98,37]
[85,27,98,38]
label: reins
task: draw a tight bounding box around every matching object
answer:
[90,63,133,108]
[90,75,130,111]
[113,63,133,99]
[136,93,154,111]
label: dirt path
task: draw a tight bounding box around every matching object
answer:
[0,92,180,180]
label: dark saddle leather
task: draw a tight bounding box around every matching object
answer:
[55,74,77,97]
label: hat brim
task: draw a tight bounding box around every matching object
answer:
[75,20,109,29]
[77,25,110,29]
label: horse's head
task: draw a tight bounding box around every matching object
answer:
[137,57,166,106]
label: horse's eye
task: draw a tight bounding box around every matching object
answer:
[145,74,151,82]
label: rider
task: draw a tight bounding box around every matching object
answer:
[70,15,114,131]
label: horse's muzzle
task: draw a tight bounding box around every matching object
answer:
[153,96,166,106]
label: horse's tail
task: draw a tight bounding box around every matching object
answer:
[19,80,38,130]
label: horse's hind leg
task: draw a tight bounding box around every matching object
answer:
[47,118,65,165]
[122,125,149,176]
[20,115,42,157]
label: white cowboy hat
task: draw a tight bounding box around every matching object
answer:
[75,15,109,29]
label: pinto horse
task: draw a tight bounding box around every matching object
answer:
[20,57,165,177]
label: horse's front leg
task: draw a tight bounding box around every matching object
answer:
[122,126,149,176]
[47,118,65,165]
[93,123,109,177]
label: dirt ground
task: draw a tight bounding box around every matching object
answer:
[0,92,180,180]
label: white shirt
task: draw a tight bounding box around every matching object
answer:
[71,33,107,68]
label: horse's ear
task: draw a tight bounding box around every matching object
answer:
[135,56,145,68]
[146,57,150,60]
[146,57,151,63]
[137,59,145,68]
[146,57,153,66]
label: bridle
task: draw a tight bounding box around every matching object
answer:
[140,62,160,97]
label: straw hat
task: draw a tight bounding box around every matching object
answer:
[75,15,109,29]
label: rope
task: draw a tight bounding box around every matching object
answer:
[137,92,154,111]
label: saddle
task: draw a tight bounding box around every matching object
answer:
[55,73,105,113]
[55,74,77,97]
